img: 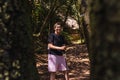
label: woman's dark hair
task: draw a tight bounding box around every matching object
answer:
[53,22,63,28]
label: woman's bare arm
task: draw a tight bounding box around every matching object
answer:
[48,43,66,50]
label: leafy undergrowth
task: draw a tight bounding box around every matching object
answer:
[35,44,90,80]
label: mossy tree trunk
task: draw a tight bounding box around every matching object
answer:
[89,0,120,80]
[0,0,39,80]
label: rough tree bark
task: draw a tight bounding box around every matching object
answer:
[89,0,120,80]
[0,0,39,80]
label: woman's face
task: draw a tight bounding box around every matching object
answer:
[54,25,62,34]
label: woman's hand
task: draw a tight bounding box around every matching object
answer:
[60,46,66,50]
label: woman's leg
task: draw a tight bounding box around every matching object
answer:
[50,72,56,80]
[48,54,57,80]
[64,70,69,80]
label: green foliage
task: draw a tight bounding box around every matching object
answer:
[61,31,71,44]
[32,0,89,52]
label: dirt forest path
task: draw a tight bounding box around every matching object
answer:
[35,44,90,80]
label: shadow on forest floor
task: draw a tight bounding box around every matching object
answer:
[35,44,90,80]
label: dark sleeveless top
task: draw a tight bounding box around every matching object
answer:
[48,33,66,56]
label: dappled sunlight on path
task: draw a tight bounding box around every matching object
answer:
[36,44,90,80]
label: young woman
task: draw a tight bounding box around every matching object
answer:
[48,22,69,80]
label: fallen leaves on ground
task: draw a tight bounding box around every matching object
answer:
[35,44,90,80]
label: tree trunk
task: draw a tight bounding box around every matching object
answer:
[0,0,39,80]
[89,0,120,80]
